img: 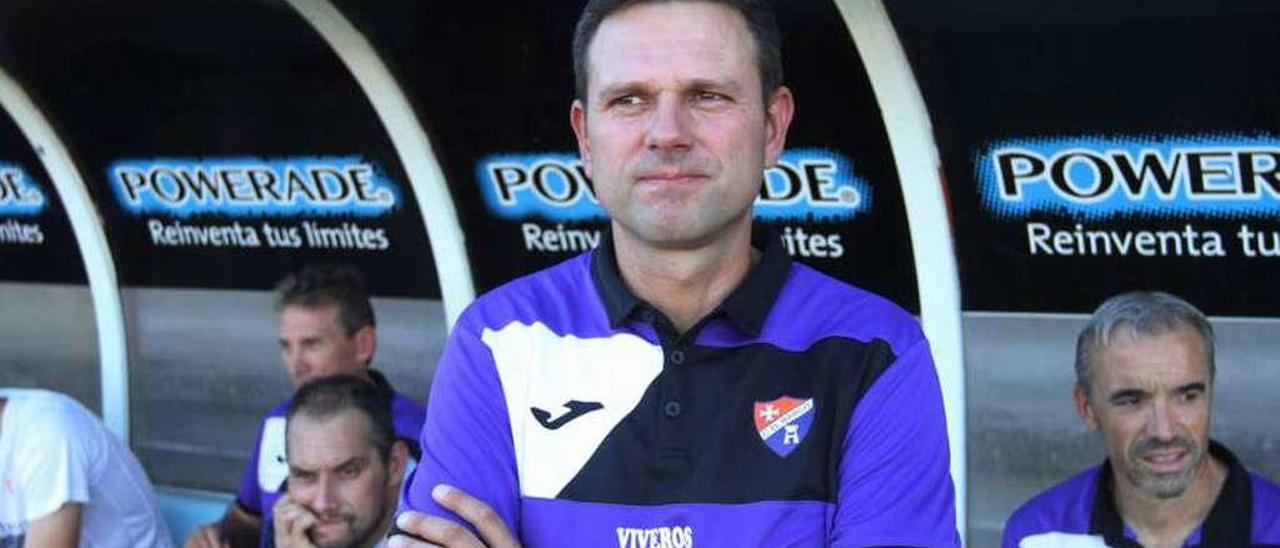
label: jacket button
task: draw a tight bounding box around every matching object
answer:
[663,400,682,418]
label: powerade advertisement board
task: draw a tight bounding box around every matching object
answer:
[890,0,1280,316]
[334,0,920,312]
[0,111,85,283]
[0,0,440,297]
[890,2,1280,544]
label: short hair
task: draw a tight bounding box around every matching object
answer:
[1074,291,1216,396]
[286,375,395,460]
[572,0,784,105]
[275,264,375,336]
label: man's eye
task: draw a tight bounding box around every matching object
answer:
[1180,390,1202,403]
[610,95,644,108]
[1113,396,1140,407]
[695,91,727,102]
[338,465,360,478]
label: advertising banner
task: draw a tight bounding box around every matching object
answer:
[890,2,1280,545]
[105,155,405,256]
[891,1,1280,316]
[0,0,440,297]
[0,112,85,283]
[335,0,921,312]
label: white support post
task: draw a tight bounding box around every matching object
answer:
[284,0,476,328]
[834,0,968,540]
[0,66,131,441]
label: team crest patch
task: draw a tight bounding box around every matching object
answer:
[753,396,815,457]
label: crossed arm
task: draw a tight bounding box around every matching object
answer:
[389,485,520,548]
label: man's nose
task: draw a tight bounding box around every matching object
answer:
[1147,399,1178,441]
[283,348,309,379]
[644,94,693,152]
[283,346,302,368]
[312,477,340,513]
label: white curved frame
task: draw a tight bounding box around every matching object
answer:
[0,66,131,440]
[285,0,476,327]
[834,0,968,539]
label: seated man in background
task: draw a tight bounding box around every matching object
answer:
[268,375,408,548]
[1003,291,1280,548]
[0,387,173,547]
[187,264,425,548]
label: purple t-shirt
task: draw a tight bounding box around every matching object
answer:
[1003,441,1280,547]
[235,369,423,546]
[401,236,958,547]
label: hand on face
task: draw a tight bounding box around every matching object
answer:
[388,485,521,548]
[273,494,320,548]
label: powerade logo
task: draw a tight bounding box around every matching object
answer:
[480,152,603,221]
[476,148,870,222]
[761,149,869,221]
[109,156,400,218]
[0,164,46,216]
[977,134,1280,220]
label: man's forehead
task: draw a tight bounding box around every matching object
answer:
[288,411,371,463]
[280,302,342,328]
[1092,327,1210,388]
[586,2,758,94]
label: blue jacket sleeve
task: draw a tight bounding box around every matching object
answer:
[399,309,521,535]
[830,338,960,547]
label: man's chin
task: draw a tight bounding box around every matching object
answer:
[307,523,355,548]
[1145,475,1192,499]
[1123,442,1206,498]
[1128,466,1195,499]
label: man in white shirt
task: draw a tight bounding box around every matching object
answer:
[0,387,172,547]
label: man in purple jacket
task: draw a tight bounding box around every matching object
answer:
[391,1,958,546]
[1003,292,1280,547]
[185,264,424,548]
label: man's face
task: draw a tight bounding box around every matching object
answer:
[1075,325,1213,500]
[570,1,793,250]
[279,304,373,388]
[285,410,400,548]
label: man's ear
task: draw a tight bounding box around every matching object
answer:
[1074,385,1099,431]
[763,86,795,167]
[354,325,376,365]
[387,440,409,485]
[570,100,593,179]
